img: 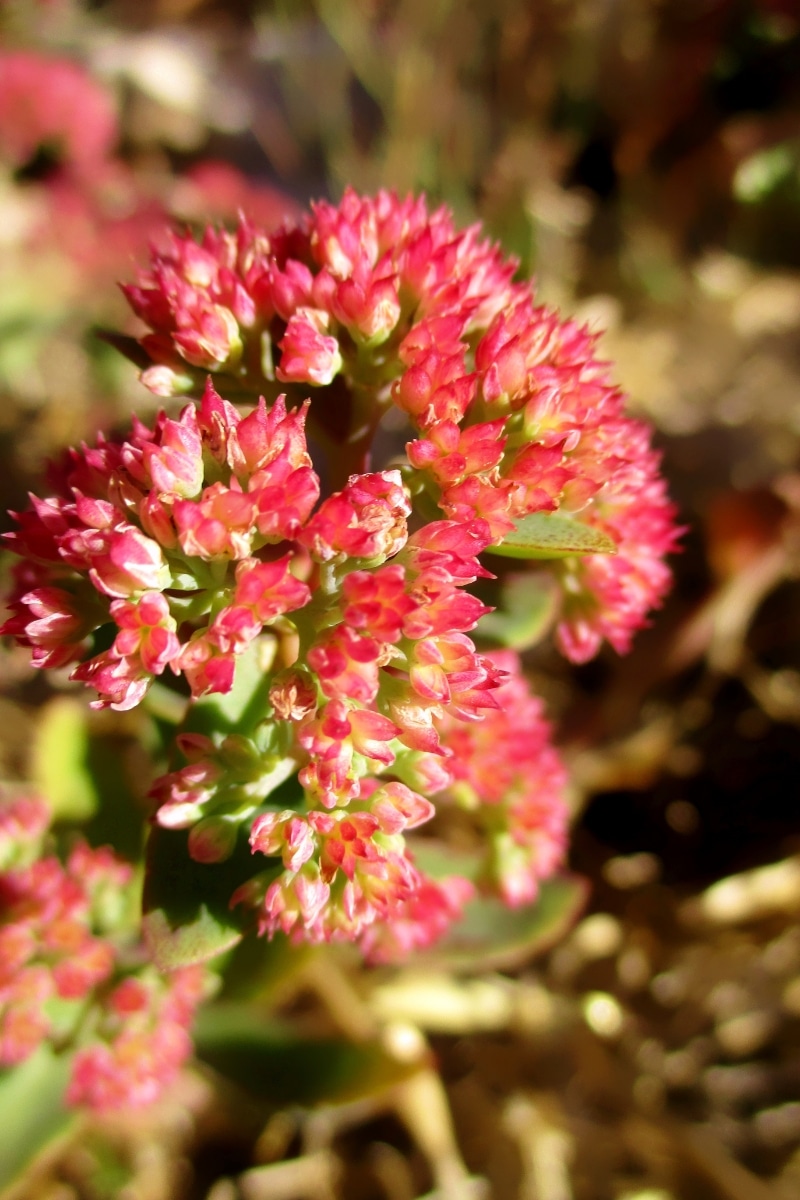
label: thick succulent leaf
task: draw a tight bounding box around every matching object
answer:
[409,840,482,883]
[30,698,146,859]
[476,572,559,650]
[487,513,617,560]
[181,641,277,740]
[0,1046,75,1188]
[421,874,588,973]
[142,823,271,969]
[94,329,156,370]
[195,1004,418,1107]
[30,697,98,822]
[218,931,316,1002]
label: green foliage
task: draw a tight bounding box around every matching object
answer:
[487,512,617,560]
[30,697,147,860]
[142,824,273,969]
[0,1046,75,1189]
[476,571,559,650]
[425,875,589,973]
[195,1004,417,1107]
[30,698,98,822]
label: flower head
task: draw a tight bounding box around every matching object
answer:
[123,189,678,662]
[3,188,681,971]
[3,382,316,708]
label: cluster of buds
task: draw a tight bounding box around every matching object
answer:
[437,652,569,907]
[67,967,207,1109]
[0,795,205,1108]
[0,50,297,307]
[123,188,680,659]
[0,51,117,177]
[3,189,680,961]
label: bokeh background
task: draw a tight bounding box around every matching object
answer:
[2,2,800,1198]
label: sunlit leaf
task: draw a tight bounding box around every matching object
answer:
[476,572,559,650]
[142,824,272,969]
[0,1046,75,1188]
[218,931,316,1002]
[487,513,616,560]
[30,697,97,822]
[421,875,588,973]
[409,840,482,883]
[28,698,150,858]
[181,641,277,740]
[195,1004,418,1107]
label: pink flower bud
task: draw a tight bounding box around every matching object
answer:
[330,273,401,341]
[173,482,255,560]
[88,527,170,598]
[188,817,237,863]
[307,626,381,705]
[369,782,434,834]
[142,415,204,498]
[110,591,180,675]
[1,586,89,669]
[277,308,342,386]
[173,633,236,698]
[71,652,150,711]
[173,303,241,369]
[300,471,410,563]
[342,564,415,643]
[250,811,315,872]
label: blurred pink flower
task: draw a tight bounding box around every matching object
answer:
[0,52,117,174]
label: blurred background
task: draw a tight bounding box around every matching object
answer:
[2,1,800,1198]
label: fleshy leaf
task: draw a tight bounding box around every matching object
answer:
[420,874,588,973]
[487,513,617,559]
[218,931,316,1002]
[181,640,277,741]
[0,1046,75,1187]
[142,823,272,969]
[195,1004,419,1107]
[476,572,559,650]
[30,698,147,859]
[30,697,97,822]
[409,840,482,883]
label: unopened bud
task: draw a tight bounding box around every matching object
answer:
[188,816,237,863]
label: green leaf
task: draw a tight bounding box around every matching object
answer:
[30,697,97,822]
[218,931,315,1002]
[0,1046,76,1189]
[181,641,276,740]
[408,840,482,883]
[93,329,156,371]
[29,698,150,860]
[142,823,273,969]
[486,513,616,560]
[476,572,558,650]
[421,875,588,973]
[195,1004,417,1107]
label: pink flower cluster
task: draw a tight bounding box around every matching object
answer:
[0,51,297,301]
[124,188,680,659]
[0,796,204,1109]
[0,52,116,176]
[67,967,206,1110]
[3,188,680,963]
[3,384,316,709]
[437,652,569,906]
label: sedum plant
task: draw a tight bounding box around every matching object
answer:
[1,189,680,1114]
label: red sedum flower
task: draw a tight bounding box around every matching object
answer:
[3,188,681,964]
